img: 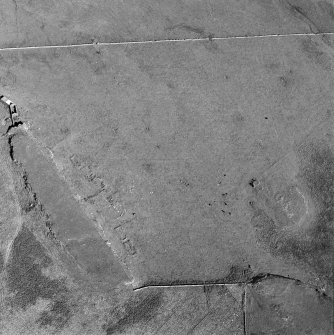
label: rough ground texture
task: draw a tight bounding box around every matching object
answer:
[0,0,333,334]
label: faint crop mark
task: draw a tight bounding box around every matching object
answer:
[69,148,140,262]
[186,311,211,335]
[114,224,137,256]
[294,187,309,226]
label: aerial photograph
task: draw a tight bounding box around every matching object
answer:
[0,0,333,334]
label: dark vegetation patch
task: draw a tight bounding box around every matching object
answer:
[0,251,4,272]
[142,162,154,175]
[6,226,68,310]
[280,0,321,33]
[249,141,334,282]
[250,204,332,281]
[166,23,206,36]
[300,37,333,71]
[36,299,72,330]
[103,291,164,334]
[318,0,334,20]
[223,264,253,283]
